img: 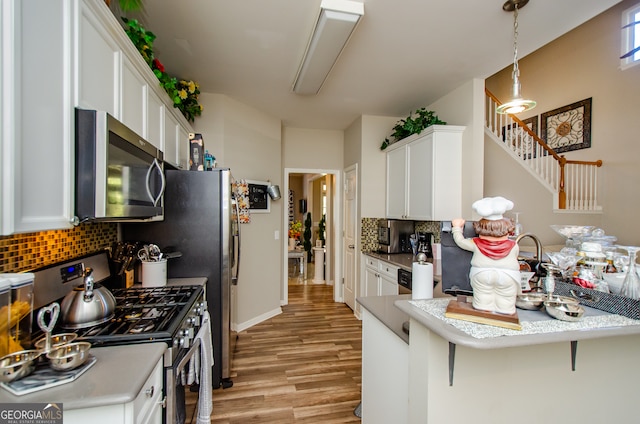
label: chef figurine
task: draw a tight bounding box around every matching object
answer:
[451,197,521,315]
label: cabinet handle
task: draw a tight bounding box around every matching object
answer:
[348,244,355,249]
[145,385,155,398]
[158,396,167,408]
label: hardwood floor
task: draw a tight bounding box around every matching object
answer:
[206,282,362,423]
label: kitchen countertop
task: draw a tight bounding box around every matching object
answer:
[363,251,442,282]
[395,298,640,349]
[0,342,167,409]
[357,295,412,344]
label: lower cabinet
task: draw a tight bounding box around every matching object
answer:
[361,308,408,423]
[64,357,164,424]
[363,255,399,296]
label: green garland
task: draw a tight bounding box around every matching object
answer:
[122,18,202,123]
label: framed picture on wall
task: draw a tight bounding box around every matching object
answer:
[541,98,592,153]
[246,180,270,213]
[502,116,538,159]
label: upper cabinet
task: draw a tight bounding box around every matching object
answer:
[1,0,193,235]
[385,125,465,221]
[1,0,75,235]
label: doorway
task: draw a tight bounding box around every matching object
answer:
[282,168,342,305]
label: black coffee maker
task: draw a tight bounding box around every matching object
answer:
[416,232,433,258]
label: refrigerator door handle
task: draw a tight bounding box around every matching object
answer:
[231,195,241,285]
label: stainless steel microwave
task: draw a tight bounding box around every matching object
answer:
[75,108,165,222]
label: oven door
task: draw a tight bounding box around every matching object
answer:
[166,338,201,424]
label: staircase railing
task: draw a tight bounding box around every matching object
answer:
[485,88,603,211]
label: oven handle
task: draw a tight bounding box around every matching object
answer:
[175,337,201,374]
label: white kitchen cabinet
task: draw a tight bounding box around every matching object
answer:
[76,0,119,115]
[1,0,195,234]
[121,55,146,139]
[385,125,465,221]
[163,108,180,167]
[64,355,164,424]
[1,0,75,234]
[361,307,408,424]
[177,125,190,170]
[362,255,398,296]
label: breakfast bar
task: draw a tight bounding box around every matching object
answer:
[394,298,640,424]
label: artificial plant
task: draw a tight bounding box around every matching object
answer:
[303,213,312,262]
[122,18,202,122]
[380,108,446,150]
[318,214,326,246]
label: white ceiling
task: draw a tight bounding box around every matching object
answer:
[125,0,621,130]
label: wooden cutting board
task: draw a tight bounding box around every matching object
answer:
[445,297,521,330]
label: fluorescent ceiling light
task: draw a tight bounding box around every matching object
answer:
[293,0,364,95]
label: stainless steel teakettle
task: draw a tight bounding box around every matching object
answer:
[60,266,116,329]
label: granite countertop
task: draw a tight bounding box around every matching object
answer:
[395,298,640,350]
[0,343,167,409]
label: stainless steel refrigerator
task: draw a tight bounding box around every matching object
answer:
[122,168,240,389]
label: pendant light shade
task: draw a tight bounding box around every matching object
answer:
[496,0,536,115]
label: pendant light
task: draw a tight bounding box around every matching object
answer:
[496,0,536,115]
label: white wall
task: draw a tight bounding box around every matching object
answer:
[427,79,485,218]
[360,115,401,218]
[485,0,640,245]
[195,93,283,328]
[283,127,343,169]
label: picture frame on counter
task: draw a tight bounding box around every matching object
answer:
[541,97,592,153]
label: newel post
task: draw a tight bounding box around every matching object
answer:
[558,156,567,209]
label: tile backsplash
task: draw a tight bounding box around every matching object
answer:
[360,218,441,252]
[0,223,118,273]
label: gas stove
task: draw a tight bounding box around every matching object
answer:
[69,285,205,360]
[31,251,206,364]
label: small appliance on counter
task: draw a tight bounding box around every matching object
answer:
[416,232,434,258]
[377,219,414,254]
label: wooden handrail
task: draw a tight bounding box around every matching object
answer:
[486,88,603,210]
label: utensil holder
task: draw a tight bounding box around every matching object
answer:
[141,260,167,288]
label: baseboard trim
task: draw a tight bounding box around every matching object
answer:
[235,306,283,332]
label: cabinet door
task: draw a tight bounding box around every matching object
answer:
[385,146,407,219]
[76,1,118,114]
[379,274,398,296]
[121,56,145,138]
[3,0,75,234]
[146,89,164,150]
[177,124,190,170]
[431,131,463,220]
[406,134,434,220]
[364,266,379,297]
[163,109,179,167]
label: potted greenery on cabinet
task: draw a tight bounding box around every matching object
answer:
[380,108,446,150]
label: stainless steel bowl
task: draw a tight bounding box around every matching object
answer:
[34,333,78,353]
[544,300,585,322]
[516,293,547,310]
[0,350,41,382]
[46,342,91,371]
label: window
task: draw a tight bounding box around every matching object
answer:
[621,3,640,69]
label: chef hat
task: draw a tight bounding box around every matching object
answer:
[472,196,514,221]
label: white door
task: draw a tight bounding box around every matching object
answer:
[343,165,358,310]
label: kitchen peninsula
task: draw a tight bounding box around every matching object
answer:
[386,297,640,424]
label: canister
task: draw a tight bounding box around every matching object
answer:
[0,276,12,357]
[6,273,34,353]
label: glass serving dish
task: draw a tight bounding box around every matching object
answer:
[550,225,595,249]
